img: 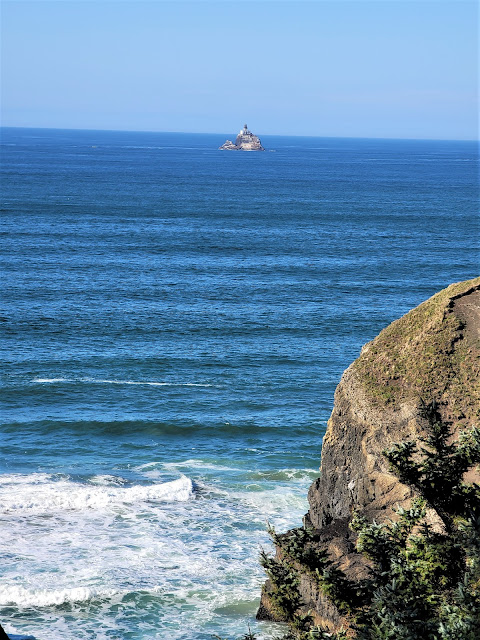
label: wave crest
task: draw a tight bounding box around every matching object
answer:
[0,475,194,513]
[32,377,213,387]
[0,585,117,607]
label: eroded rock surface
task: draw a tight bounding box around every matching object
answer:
[258,277,480,632]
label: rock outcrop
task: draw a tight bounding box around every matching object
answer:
[258,277,480,632]
[219,124,265,151]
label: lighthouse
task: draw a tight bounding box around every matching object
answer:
[219,124,265,151]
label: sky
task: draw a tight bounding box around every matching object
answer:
[1,0,478,139]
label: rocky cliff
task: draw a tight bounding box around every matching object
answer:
[258,277,480,632]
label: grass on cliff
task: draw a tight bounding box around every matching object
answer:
[353,278,480,424]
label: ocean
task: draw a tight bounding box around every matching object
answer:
[0,127,478,640]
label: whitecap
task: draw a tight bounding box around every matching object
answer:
[0,472,56,485]
[0,475,194,513]
[147,459,238,472]
[88,475,127,486]
[87,378,213,387]
[0,585,117,607]
[230,486,308,518]
[247,468,319,482]
[32,377,213,387]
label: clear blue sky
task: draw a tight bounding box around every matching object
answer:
[1,0,478,139]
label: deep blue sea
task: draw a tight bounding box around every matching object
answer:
[0,127,478,640]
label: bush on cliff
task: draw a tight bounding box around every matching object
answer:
[260,401,480,640]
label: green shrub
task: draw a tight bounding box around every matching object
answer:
[260,401,480,640]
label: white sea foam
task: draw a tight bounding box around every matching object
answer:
[32,377,213,387]
[0,474,194,513]
[247,467,319,482]
[0,467,307,640]
[137,459,238,475]
[88,474,127,486]
[230,485,308,524]
[0,585,117,607]
[0,472,54,485]
[2,622,37,639]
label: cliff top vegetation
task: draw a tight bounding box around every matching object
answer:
[353,277,480,424]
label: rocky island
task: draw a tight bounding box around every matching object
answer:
[257,277,480,637]
[219,124,265,151]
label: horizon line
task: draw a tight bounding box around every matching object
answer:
[1,124,478,143]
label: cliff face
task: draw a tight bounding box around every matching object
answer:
[258,277,480,631]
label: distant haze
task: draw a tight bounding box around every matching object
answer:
[1,0,478,140]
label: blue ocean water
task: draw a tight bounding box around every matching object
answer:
[0,127,478,640]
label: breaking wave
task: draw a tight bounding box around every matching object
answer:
[0,474,194,513]
[0,585,117,608]
[32,377,213,387]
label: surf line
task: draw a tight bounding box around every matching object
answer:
[32,377,214,387]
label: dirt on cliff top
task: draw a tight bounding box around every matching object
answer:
[353,277,480,427]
